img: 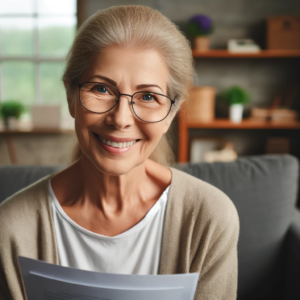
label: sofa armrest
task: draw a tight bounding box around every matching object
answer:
[284,209,300,298]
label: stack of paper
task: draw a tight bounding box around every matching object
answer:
[18,256,199,300]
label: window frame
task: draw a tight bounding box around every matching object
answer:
[0,1,77,105]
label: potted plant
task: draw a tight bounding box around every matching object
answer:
[187,14,214,51]
[0,100,25,129]
[221,86,250,123]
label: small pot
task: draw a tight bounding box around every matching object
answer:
[230,104,244,123]
[4,117,20,130]
[194,36,210,52]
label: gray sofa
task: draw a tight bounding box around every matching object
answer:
[0,154,299,300]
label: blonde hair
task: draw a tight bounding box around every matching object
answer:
[63,5,194,166]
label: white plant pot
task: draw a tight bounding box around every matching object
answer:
[229,104,244,123]
[6,117,20,130]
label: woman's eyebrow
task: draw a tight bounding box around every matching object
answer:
[136,84,163,93]
[88,75,117,86]
[88,75,163,93]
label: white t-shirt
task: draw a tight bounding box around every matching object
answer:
[48,179,170,275]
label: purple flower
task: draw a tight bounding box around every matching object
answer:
[190,14,212,32]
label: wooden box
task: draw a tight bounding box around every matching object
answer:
[267,15,300,50]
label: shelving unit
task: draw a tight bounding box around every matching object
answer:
[187,119,300,129]
[192,49,300,58]
[178,50,300,163]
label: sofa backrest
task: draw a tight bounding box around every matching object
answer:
[177,154,299,300]
[0,165,62,203]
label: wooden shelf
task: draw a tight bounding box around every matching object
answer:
[0,128,74,134]
[187,119,300,129]
[178,115,300,162]
[192,49,300,58]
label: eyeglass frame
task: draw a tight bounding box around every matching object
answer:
[78,81,176,123]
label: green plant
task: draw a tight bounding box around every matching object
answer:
[221,86,250,106]
[0,100,25,120]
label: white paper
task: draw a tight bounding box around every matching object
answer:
[18,256,199,300]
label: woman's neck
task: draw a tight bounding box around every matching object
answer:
[50,156,172,236]
[51,156,171,214]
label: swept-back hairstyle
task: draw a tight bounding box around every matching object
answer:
[62,5,194,166]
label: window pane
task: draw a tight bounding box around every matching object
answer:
[38,16,76,56]
[2,61,35,106]
[0,18,34,56]
[0,0,35,15]
[40,62,69,116]
[38,0,76,15]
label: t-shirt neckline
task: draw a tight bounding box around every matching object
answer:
[48,179,170,240]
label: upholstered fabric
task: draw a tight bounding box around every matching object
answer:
[0,165,62,203]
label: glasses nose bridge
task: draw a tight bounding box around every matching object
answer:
[117,92,134,104]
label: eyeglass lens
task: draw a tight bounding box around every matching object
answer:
[80,82,172,122]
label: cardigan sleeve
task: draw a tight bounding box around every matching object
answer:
[190,188,240,300]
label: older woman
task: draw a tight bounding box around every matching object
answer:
[0,5,239,300]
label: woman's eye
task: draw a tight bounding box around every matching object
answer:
[142,94,153,101]
[96,86,107,93]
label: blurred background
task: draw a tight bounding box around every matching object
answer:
[0,0,299,165]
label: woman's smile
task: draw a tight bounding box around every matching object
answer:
[93,132,141,155]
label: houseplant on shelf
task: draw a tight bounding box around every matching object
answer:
[0,100,25,129]
[221,86,250,123]
[187,14,214,52]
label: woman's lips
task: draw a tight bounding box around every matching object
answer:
[94,133,139,154]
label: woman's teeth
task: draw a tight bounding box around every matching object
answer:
[97,134,137,148]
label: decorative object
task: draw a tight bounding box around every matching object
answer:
[251,107,298,122]
[204,142,237,163]
[228,39,261,53]
[188,86,215,122]
[31,105,61,129]
[221,86,250,123]
[190,138,222,163]
[190,138,237,163]
[0,100,25,129]
[187,14,213,51]
[267,15,300,50]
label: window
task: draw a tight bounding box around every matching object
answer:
[0,0,77,119]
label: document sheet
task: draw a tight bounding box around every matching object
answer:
[18,256,199,300]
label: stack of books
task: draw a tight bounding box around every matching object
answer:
[251,107,298,122]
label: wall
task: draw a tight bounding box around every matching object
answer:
[86,0,300,49]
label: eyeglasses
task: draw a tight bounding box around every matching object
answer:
[78,82,175,123]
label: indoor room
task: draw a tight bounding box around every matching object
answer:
[0,1,299,299]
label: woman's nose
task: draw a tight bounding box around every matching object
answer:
[105,95,135,130]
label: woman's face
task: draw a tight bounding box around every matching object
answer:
[69,45,174,175]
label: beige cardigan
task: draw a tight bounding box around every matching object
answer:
[0,167,239,300]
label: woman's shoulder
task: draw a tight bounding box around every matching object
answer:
[0,175,52,229]
[169,167,239,228]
